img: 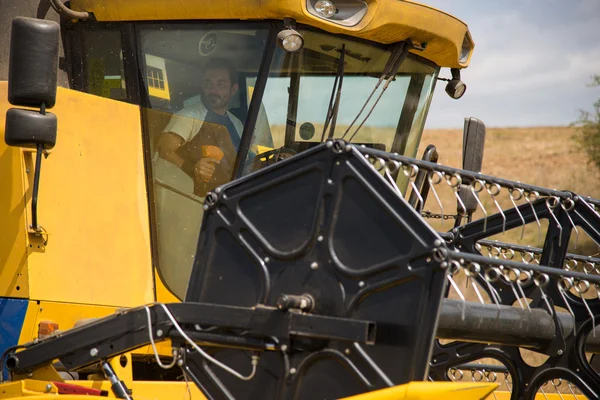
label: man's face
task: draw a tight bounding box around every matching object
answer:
[200,68,238,112]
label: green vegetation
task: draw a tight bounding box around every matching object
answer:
[573,75,600,172]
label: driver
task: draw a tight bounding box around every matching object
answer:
[156,58,243,193]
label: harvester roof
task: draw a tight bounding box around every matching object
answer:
[70,0,474,68]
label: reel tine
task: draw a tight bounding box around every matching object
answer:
[484,266,503,310]
[384,159,403,197]
[503,266,525,310]
[546,197,563,246]
[447,260,467,320]
[487,183,506,234]
[484,370,499,400]
[509,188,526,240]
[574,279,595,337]
[427,171,445,226]
[525,191,542,244]
[471,180,488,232]
[518,269,532,312]
[447,173,467,216]
[465,262,485,304]
[560,198,578,250]
[404,164,424,214]
[550,379,565,400]
[558,278,577,336]
[534,272,554,315]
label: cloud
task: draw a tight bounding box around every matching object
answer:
[423,0,600,128]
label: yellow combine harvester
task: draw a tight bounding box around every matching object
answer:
[0,1,598,399]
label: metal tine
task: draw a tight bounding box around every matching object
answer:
[403,164,424,214]
[534,272,554,315]
[509,188,526,240]
[525,191,543,244]
[446,173,467,216]
[502,266,525,310]
[449,367,463,382]
[539,382,550,400]
[427,171,445,226]
[487,183,507,234]
[551,379,565,400]
[560,198,579,250]
[584,261,600,299]
[465,262,485,304]
[566,382,579,399]
[557,278,577,336]
[484,370,499,400]
[470,180,488,232]
[517,270,533,312]
[504,372,512,394]
[484,266,503,310]
[546,197,564,246]
[447,260,467,320]
[383,159,404,198]
[574,279,595,337]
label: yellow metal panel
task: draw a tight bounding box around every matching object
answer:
[14,87,154,307]
[0,380,57,397]
[71,0,472,68]
[63,380,206,399]
[342,382,497,400]
[0,84,30,298]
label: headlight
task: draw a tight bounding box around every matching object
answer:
[277,29,305,53]
[314,0,337,19]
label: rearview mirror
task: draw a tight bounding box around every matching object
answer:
[4,17,60,232]
[457,117,486,223]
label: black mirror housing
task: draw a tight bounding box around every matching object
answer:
[5,108,57,150]
[458,117,486,217]
[8,17,60,109]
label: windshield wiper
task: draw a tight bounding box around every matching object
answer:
[341,41,410,143]
[320,44,346,142]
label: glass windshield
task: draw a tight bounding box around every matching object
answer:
[140,24,438,299]
[242,28,438,175]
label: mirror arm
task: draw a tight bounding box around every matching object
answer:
[30,102,48,233]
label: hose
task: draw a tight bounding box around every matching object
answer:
[49,0,90,20]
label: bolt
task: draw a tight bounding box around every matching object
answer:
[177,359,184,367]
[156,329,163,337]
[27,371,33,378]
[327,179,333,185]
[265,257,270,263]
[434,240,442,246]
[557,349,563,356]
[358,281,365,288]
[45,383,52,393]
[289,368,297,375]
[281,345,288,352]
[310,262,319,270]
[344,348,351,355]
[317,235,324,242]
[90,348,99,357]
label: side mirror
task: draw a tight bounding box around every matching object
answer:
[4,17,60,232]
[456,117,486,223]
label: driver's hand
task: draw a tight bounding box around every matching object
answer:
[195,158,218,182]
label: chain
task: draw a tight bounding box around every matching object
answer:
[422,210,459,221]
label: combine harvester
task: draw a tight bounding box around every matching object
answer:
[0,0,599,399]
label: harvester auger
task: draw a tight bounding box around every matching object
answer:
[4,139,600,400]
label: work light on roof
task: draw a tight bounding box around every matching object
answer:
[314,0,337,18]
[277,29,304,53]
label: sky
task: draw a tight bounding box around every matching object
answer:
[422,0,600,128]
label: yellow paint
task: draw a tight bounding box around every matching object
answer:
[0,82,155,307]
[0,380,57,397]
[71,0,473,68]
[342,382,497,400]
[0,115,29,298]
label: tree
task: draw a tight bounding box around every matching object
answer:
[574,75,600,171]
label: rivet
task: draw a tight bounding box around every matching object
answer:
[280,345,288,352]
[557,349,563,355]
[45,383,52,392]
[317,235,324,242]
[90,348,99,357]
[310,262,319,270]
[156,329,163,337]
[289,368,297,375]
[345,349,351,355]
[358,281,365,288]
[265,257,270,263]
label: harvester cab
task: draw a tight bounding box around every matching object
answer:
[1,1,599,400]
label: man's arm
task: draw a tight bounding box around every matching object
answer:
[156,132,186,169]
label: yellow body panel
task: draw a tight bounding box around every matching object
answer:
[0,82,154,307]
[71,0,473,68]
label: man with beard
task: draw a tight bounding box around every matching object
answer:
[157,58,243,189]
